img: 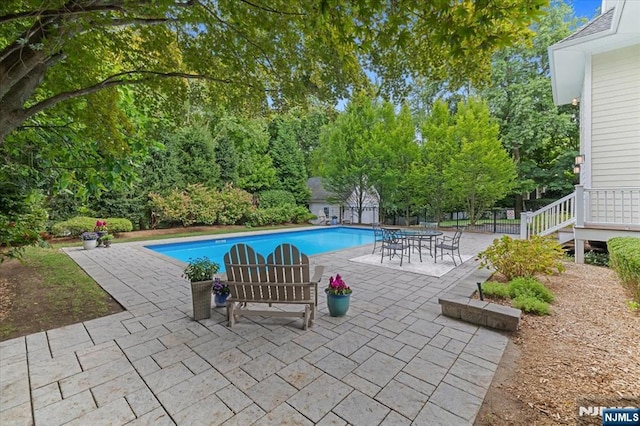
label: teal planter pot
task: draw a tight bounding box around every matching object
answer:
[326,291,351,317]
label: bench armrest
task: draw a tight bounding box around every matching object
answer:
[311,265,324,284]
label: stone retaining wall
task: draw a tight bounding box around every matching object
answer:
[439,267,521,331]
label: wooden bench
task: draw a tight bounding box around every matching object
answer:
[223,243,324,330]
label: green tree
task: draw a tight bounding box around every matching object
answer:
[168,123,220,188]
[1,0,547,142]
[369,102,419,223]
[213,116,275,193]
[481,1,581,212]
[268,116,311,205]
[213,125,239,187]
[317,91,378,223]
[445,98,516,224]
[409,99,458,222]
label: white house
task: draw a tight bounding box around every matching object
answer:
[522,0,640,262]
[307,177,379,224]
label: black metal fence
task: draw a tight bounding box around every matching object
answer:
[384,208,520,235]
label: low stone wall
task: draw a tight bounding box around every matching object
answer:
[439,267,521,331]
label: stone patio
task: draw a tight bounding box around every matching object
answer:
[0,228,509,425]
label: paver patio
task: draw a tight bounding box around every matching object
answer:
[0,228,509,425]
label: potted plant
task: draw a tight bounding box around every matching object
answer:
[80,231,99,250]
[183,257,220,320]
[101,234,113,247]
[325,274,352,317]
[94,220,108,246]
[212,277,230,307]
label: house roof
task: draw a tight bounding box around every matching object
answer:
[559,8,614,44]
[548,0,640,105]
[307,177,331,202]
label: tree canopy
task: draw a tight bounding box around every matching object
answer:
[1,0,547,143]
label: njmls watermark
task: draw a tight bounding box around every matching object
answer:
[577,396,640,426]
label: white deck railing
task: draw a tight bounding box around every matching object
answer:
[578,186,640,227]
[520,192,576,239]
[521,185,640,239]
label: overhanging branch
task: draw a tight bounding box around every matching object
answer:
[22,70,271,121]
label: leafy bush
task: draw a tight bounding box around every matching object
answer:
[478,235,565,280]
[0,191,48,262]
[217,184,253,225]
[149,191,193,226]
[512,295,550,315]
[481,277,553,315]
[507,277,554,303]
[608,237,640,302]
[244,204,314,227]
[481,282,510,299]
[584,250,609,267]
[51,216,133,236]
[259,190,296,208]
[149,184,251,226]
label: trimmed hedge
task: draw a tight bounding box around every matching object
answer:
[608,237,640,301]
[51,216,133,237]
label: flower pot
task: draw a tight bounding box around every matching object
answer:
[214,293,229,307]
[326,291,351,317]
[82,240,97,250]
[191,280,212,320]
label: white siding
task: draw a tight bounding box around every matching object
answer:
[590,44,640,188]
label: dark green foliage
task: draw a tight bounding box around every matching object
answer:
[512,295,550,315]
[268,117,311,204]
[214,128,239,186]
[608,237,640,302]
[507,277,554,303]
[88,188,151,231]
[481,282,510,299]
[51,217,133,236]
[259,190,296,208]
[0,188,48,262]
[168,124,221,188]
[584,251,610,267]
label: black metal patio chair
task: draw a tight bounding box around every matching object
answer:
[434,229,463,266]
[371,223,385,253]
[380,228,411,266]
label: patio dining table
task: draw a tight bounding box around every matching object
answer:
[402,229,443,261]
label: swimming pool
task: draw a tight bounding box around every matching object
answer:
[146,227,375,271]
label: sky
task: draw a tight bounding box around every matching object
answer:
[569,0,602,19]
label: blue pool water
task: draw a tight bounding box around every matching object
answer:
[146,227,374,271]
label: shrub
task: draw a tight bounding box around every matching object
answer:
[481,282,510,299]
[149,191,193,226]
[481,277,554,316]
[584,250,609,267]
[217,184,253,225]
[244,204,313,227]
[512,295,550,315]
[608,237,640,302]
[478,235,565,280]
[51,217,133,236]
[507,277,554,303]
[259,190,296,208]
[150,184,252,226]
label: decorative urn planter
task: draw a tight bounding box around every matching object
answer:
[326,291,351,317]
[82,239,98,250]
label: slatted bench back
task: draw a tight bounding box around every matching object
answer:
[224,243,313,303]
